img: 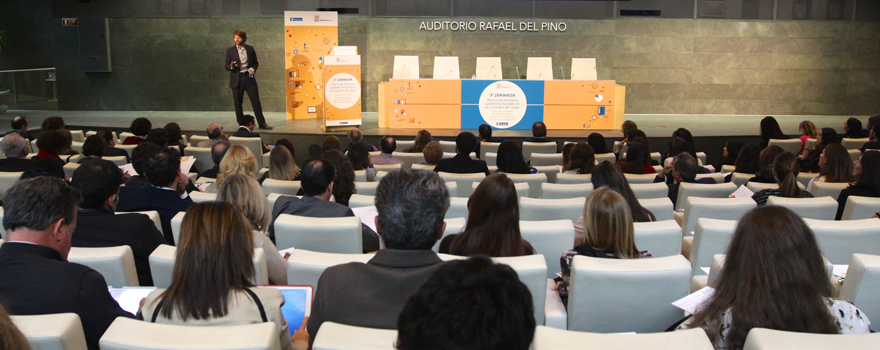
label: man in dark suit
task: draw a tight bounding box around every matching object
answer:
[226,29,271,130]
[270,158,379,252]
[654,152,716,208]
[0,133,33,172]
[433,132,490,175]
[474,123,505,157]
[123,142,161,188]
[306,168,450,348]
[117,147,194,244]
[523,121,560,152]
[4,115,33,141]
[233,114,271,153]
[97,128,130,163]
[70,160,167,286]
[198,141,230,179]
[0,177,135,350]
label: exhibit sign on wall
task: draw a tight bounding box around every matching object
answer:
[284,11,338,120]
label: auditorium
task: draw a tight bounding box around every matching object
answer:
[0,0,878,349]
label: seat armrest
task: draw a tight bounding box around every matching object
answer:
[544,279,567,329]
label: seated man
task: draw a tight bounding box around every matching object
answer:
[97,128,130,163]
[71,159,167,286]
[4,116,33,141]
[232,114,270,153]
[198,141,230,179]
[306,168,450,348]
[343,127,377,152]
[474,123,506,157]
[433,132,490,175]
[197,123,228,148]
[123,142,161,189]
[270,158,379,252]
[523,121,559,152]
[396,256,536,350]
[371,136,405,166]
[0,134,33,172]
[122,117,151,145]
[117,147,194,244]
[653,152,715,208]
[0,177,134,350]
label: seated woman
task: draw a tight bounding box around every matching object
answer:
[421,141,443,166]
[617,142,655,174]
[405,129,432,153]
[721,140,745,167]
[725,143,760,182]
[439,174,535,257]
[749,145,784,184]
[844,117,869,139]
[213,145,258,192]
[806,143,853,193]
[322,136,342,152]
[32,129,72,179]
[836,151,880,219]
[496,140,536,174]
[614,120,638,154]
[78,135,107,164]
[556,187,651,301]
[346,142,375,182]
[123,117,151,145]
[561,142,576,172]
[760,116,787,149]
[563,142,595,174]
[217,174,288,285]
[164,122,187,155]
[802,128,840,172]
[752,152,813,205]
[573,161,655,245]
[321,150,355,206]
[140,202,300,350]
[262,146,300,183]
[798,120,819,154]
[587,133,612,154]
[676,206,870,349]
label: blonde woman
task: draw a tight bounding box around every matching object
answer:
[217,174,288,285]
[263,146,300,183]
[798,120,819,154]
[554,187,652,301]
[216,145,258,185]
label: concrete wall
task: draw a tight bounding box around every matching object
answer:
[2,1,878,115]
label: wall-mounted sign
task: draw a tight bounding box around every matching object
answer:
[419,21,566,32]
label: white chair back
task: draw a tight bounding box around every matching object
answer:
[63,162,81,179]
[438,172,485,198]
[149,245,267,288]
[472,181,528,199]
[541,183,593,199]
[372,164,401,171]
[520,197,585,223]
[445,197,469,221]
[556,173,591,184]
[188,135,210,147]
[274,214,362,253]
[483,152,497,166]
[391,152,423,168]
[675,182,738,211]
[805,218,880,264]
[767,138,802,154]
[630,182,669,200]
[479,141,501,160]
[531,326,714,350]
[765,196,838,220]
[849,149,862,162]
[633,220,682,257]
[720,164,736,173]
[348,194,374,208]
[395,139,414,150]
[186,146,215,176]
[690,218,738,276]
[534,165,560,183]
[681,197,755,235]
[189,191,217,203]
[355,181,379,196]
[102,156,127,166]
[809,181,850,199]
[730,172,754,187]
[312,322,397,350]
[742,327,880,350]
[261,179,301,196]
[531,153,563,166]
[170,211,186,244]
[595,153,616,164]
[567,255,691,333]
[67,246,139,287]
[116,210,163,236]
[695,173,725,183]
[839,254,880,325]
[0,171,23,199]
[501,173,546,198]
[841,137,870,150]
[12,313,88,350]
[519,220,575,279]
[410,163,433,170]
[796,172,816,188]
[69,130,85,142]
[354,169,366,182]
[435,140,455,153]
[99,317,280,350]
[522,142,557,161]
[624,173,657,184]
[493,255,547,324]
[432,218,467,252]
[228,136,264,169]
[841,195,880,220]
[286,250,374,291]
[638,197,674,221]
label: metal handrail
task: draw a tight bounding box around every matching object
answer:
[0,68,55,73]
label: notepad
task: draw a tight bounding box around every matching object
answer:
[672,286,715,315]
[351,206,379,233]
[729,184,754,199]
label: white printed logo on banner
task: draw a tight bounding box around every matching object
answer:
[478,81,527,129]
[325,73,361,110]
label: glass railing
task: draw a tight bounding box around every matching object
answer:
[0,67,58,114]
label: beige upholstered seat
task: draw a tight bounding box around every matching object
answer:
[0,171,23,198]
[520,197,585,223]
[483,152,497,166]
[347,194,374,208]
[556,173,591,184]
[355,181,379,196]
[840,195,880,220]
[680,197,755,235]
[479,141,501,160]
[188,135,209,147]
[729,172,754,187]
[594,153,615,165]
[742,327,880,350]
[746,181,805,192]
[522,142,557,162]
[444,197,469,220]
[312,322,397,350]
[675,182,737,211]
[438,172,485,198]
[188,191,217,203]
[261,179,301,196]
[395,139,414,151]
[630,182,669,200]
[531,153,563,166]
[531,326,714,350]
[431,217,466,252]
[686,219,737,277]
[492,255,547,324]
[186,146,215,176]
[274,214,361,253]
[720,164,736,173]
[633,220,682,257]
[69,130,85,142]
[540,183,593,199]
[390,152,423,168]
[500,173,546,198]
[804,218,880,264]
[841,137,870,150]
[99,317,281,350]
[286,250,375,292]
[170,211,186,244]
[372,163,401,171]
[228,136,264,168]
[102,156,127,166]
[624,173,658,184]
[150,245,268,288]
[765,196,838,220]
[808,181,850,199]
[409,163,433,170]
[519,219,574,279]
[767,139,802,154]
[439,140,456,153]
[695,172,725,183]
[12,313,88,350]
[534,165,561,183]
[68,246,139,287]
[839,254,880,324]
[63,162,81,179]
[117,210,163,236]
[638,197,674,221]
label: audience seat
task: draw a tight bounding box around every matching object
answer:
[720,164,736,173]
[493,255,548,324]
[99,317,281,350]
[116,144,137,157]
[102,156,127,166]
[520,197,585,223]
[439,140,456,153]
[803,138,818,153]
[691,254,726,292]
[12,313,88,350]
[170,211,186,244]
[118,132,135,142]
[312,322,397,350]
[686,219,737,276]
[840,195,880,220]
[680,197,755,235]
[444,197,469,220]
[519,220,575,279]
[286,250,374,292]
[116,210,163,236]
[531,326,714,350]
[695,173,725,183]
[730,172,754,187]
[839,254,880,324]
[746,181,805,192]
[805,218,880,265]
[483,152,497,167]
[556,173,591,184]
[675,182,737,211]
[432,217,466,252]
[566,255,691,333]
[502,173,546,198]
[595,153,615,165]
[67,246,139,287]
[409,163,433,170]
[373,164,402,171]
[768,139,802,155]
[623,173,657,184]
[68,130,85,143]
[368,151,381,157]
[742,327,880,350]
[186,146,214,175]
[274,214,361,253]
[0,171,24,198]
[188,135,209,147]
[534,165,561,183]
[522,142,557,161]
[479,141,501,160]
[355,181,379,196]
[633,220,682,257]
[189,191,217,203]
[354,169,367,182]
[150,245,268,288]
[808,181,849,199]
[848,149,862,162]
[796,172,816,188]
[438,172,485,198]
[630,182,669,200]
[541,183,593,199]
[395,139,414,151]
[228,136,264,168]
[261,179,301,196]
[63,162,81,179]
[531,153,563,166]
[441,152,476,159]
[765,196,838,220]
[638,197,674,221]
[841,137,870,150]
[347,194,374,208]
[472,181,528,199]
[391,152,423,168]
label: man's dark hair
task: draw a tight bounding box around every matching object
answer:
[375,169,449,250]
[11,116,27,131]
[146,128,169,146]
[396,256,535,350]
[531,121,547,137]
[81,135,107,158]
[3,177,81,232]
[233,29,247,43]
[41,116,66,131]
[211,141,231,165]
[478,124,492,140]
[131,142,161,176]
[238,115,256,127]
[144,147,181,187]
[129,118,152,137]
[380,136,396,154]
[674,152,699,181]
[71,159,123,210]
[300,158,336,196]
[36,129,71,155]
[455,132,477,154]
[96,129,115,144]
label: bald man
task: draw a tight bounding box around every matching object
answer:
[197,123,228,147]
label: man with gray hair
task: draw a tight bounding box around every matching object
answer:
[653,152,715,207]
[344,127,377,152]
[197,123,228,147]
[306,168,450,348]
[0,133,33,172]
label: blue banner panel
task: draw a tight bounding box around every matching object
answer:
[461,105,545,130]
[461,80,545,130]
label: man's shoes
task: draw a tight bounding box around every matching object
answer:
[259,125,274,130]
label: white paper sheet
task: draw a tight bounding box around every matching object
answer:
[672,286,715,315]
[527,57,553,80]
[278,247,296,258]
[701,267,711,275]
[729,184,754,198]
[571,58,598,80]
[119,163,137,176]
[392,56,420,79]
[833,264,849,277]
[432,56,460,79]
[351,206,379,233]
[110,288,156,315]
[180,156,196,175]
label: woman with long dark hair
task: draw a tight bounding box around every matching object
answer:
[722,139,745,166]
[751,152,813,205]
[760,116,787,149]
[564,142,595,174]
[725,143,761,183]
[749,145,784,183]
[587,133,611,154]
[844,117,869,139]
[496,140,535,174]
[802,128,840,172]
[617,142,655,174]
[806,143,853,193]
[677,206,869,350]
[572,161,655,245]
[836,151,880,219]
[405,129,432,153]
[346,142,375,182]
[439,174,535,257]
